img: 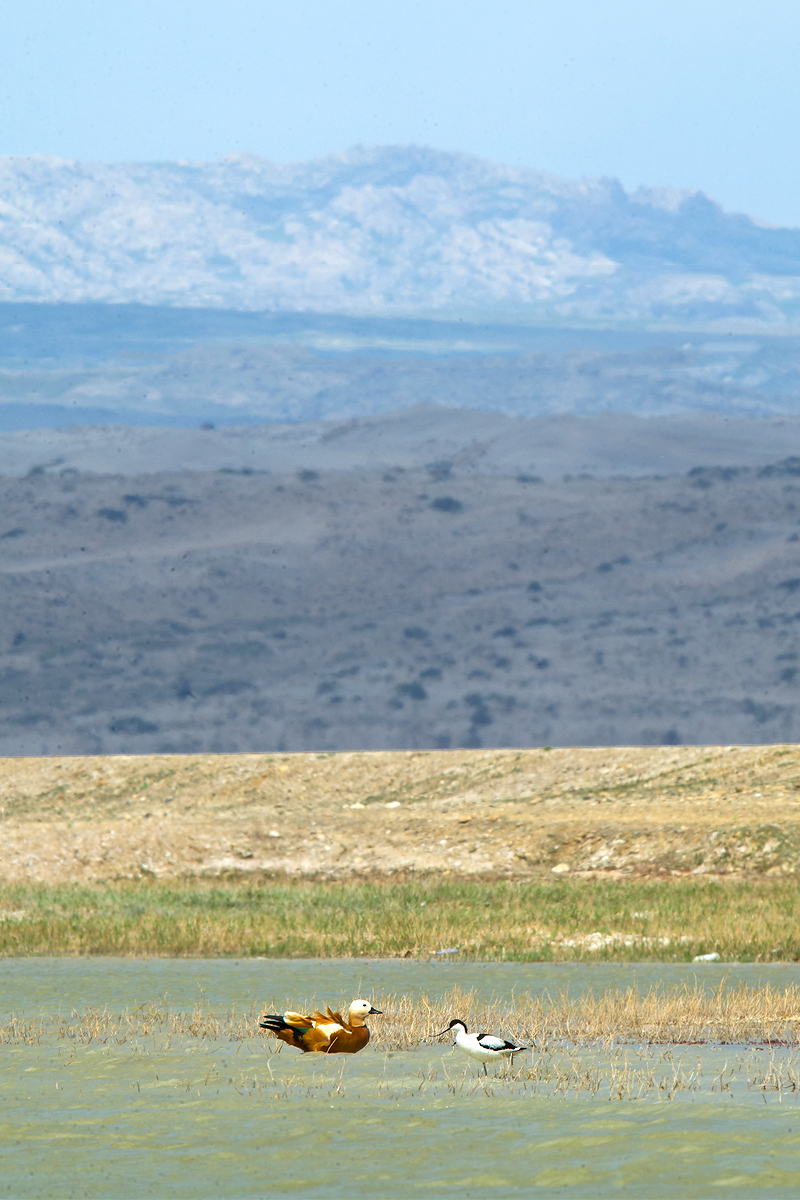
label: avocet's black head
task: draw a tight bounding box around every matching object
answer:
[434,1018,468,1037]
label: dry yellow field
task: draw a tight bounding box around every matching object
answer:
[2,743,799,884]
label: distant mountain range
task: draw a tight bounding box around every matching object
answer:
[3,300,800,431]
[2,146,800,329]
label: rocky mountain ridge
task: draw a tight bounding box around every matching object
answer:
[2,146,800,327]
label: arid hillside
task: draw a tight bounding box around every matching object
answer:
[2,744,800,885]
[3,449,800,754]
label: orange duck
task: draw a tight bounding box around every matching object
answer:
[259,998,382,1054]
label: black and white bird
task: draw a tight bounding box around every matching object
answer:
[435,1018,528,1074]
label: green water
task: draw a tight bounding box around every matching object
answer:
[2,960,800,1198]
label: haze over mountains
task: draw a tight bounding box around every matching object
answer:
[1,406,799,482]
[3,146,800,328]
[3,303,800,433]
[4,148,800,752]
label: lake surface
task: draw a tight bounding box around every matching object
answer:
[2,959,800,1198]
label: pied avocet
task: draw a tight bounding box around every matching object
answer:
[435,1018,528,1074]
[259,999,381,1054]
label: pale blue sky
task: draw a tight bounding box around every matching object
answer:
[2,0,799,225]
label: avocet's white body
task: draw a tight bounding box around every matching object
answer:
[438,1019,527,1073]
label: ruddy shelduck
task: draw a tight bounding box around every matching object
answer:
[435,1018,528,1074]
[259,998,382,1054]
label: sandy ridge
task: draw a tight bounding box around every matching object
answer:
[1,744,799,885]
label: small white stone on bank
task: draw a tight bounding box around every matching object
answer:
[551,863,570,874]
[693,952,721,962]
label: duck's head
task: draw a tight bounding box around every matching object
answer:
[348,999,382,1025]
[435,1018,468,1037]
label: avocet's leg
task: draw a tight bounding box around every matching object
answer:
[483,1062,487,1076]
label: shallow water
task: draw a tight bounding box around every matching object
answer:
[2,960,800,1198]
[6,956,800,1016]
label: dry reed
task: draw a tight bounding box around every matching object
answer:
[371,983,800,1049]
[3,983,799,1050]
[6,987,800,1105]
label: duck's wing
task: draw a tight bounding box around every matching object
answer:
[259,1009,313,1032]
[310,1008,346,1029]
[283,1010,315,1028]
[326,1007,352,1029]
[259,1010,325,1051]
[297,1025,334,1051]
[309,1009,354,1047]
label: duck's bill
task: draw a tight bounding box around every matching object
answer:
[368,1006,383,1015]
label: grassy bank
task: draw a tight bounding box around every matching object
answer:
[1,876,800,961]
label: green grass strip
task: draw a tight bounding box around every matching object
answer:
[1,877,799,960]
